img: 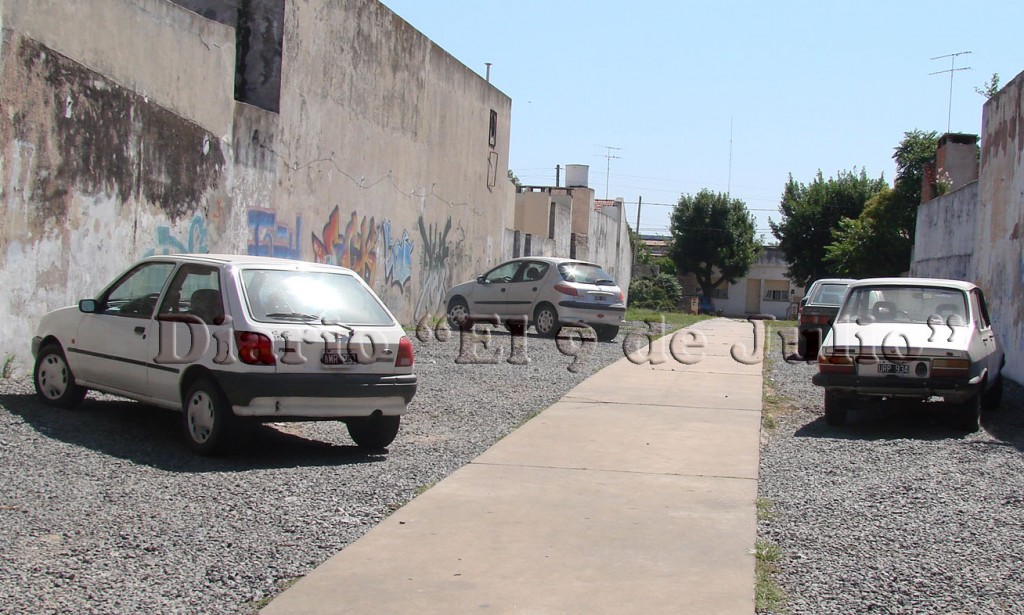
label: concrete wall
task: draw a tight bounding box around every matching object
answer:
[974,71,1024,384]
[515,192,551,238]
[0,0,237,374]
[911,181,978,281]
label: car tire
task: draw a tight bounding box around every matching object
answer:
[347,415,400,450]
[824,390,847,426]
[446,297,472,331]
[33,343,87,409]
[534,303,561,338]
[595,324,619,343]
[982,374,1003,411]
[183,378,234,455]
[956,391,982,432]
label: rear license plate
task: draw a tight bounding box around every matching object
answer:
[878,362,909,375]
[321,350,358,366]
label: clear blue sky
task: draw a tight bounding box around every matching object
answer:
[382,1,1022,243]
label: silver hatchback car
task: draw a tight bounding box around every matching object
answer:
[444,257,626,342]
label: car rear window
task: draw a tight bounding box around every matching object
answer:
[808,283,850,306]
[558,263,617,286]
[240,269,395,325]
[836,286,968,325]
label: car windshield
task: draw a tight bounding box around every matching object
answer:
[558,263,616,286]
[808,283,850,306]
[241,269,395,325]
[836,286,969,325]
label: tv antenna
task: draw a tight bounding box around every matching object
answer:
[600,145,621,199]
[930,51,972,133]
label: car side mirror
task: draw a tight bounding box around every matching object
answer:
[79,299,98,313]
[477,276,488,285]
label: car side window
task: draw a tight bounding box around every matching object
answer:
[158,265,224,325]
[100,262,175,318]
[483,262,523,284]
[972,289,991,330]
[516,262,548,283]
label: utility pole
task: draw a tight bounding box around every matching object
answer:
[633,196,642,265]
[600,145,621,199]
[555,164,561,187]
[930,51,972,133]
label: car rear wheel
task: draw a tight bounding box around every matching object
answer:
[446,298,472,330]
[957,391,982,432]
[347,415,400,450]
[982,374,1003,411]
[33,343,87,409]
[824,390,847,426]
[594,324,619,343]
[534,304,560,338]
[183,378,233,455]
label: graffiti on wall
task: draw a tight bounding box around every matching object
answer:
[414,214,466,320]
[248,208,302,259]
[381,218,414,292]
[145,215,210,256]
[311,207,378,283]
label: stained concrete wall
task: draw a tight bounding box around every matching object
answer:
[911,181,978,281]
[583,199,632,301]
[974,71,1024,383]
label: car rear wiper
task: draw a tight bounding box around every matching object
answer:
[265,312,321,321]
[595,278,616,286]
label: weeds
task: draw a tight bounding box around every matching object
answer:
[1,355,14,379]
[754,539,786,612]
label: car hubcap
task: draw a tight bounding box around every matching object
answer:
[537,310,553,332]
[450,304,468,323]
[187,391,215,443]
[37,354,69,400]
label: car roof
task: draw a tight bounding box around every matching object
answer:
[138,253,358,273]
[500,256,601,267]
[846,277,977,292]
[810,278,858,286]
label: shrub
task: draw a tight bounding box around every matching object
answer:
[628,274,683,311]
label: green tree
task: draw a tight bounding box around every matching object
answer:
[825,130,938,277]
[669,189,760,301]
[975,73,1000,99]
[769,169,887,286]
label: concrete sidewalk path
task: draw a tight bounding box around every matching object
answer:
[262,318,765,614]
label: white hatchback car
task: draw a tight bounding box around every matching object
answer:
[31,254,416,454]
[813,278,1004,431]
[444,257,626,342]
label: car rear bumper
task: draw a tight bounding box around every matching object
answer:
[213,371,417,415]
[556,301,626,326]
[812,372,980,401]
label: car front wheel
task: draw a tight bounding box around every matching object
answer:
[347,415,400,450]
[534,304,560,338]
[34,343,87,409]
[183,378,233,455]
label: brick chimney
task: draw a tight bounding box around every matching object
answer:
[920,133,979,204]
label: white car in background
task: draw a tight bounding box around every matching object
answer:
[813,278,1004,431]
[444,257,626,342]
[32,254,416,454]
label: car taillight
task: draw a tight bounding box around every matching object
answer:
[618,290,625,303]
[818,353,854,374]
[395,336,414,367]
[932,358,970,377]
[235,331,276,365]
[800,314,830,325]
[553,283,578,296]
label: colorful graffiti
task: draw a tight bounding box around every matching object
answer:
[145,214,209,256]
[311,207,378,283]
[381,218,414,292]
[414,214,466,320]
[248,208,302,259]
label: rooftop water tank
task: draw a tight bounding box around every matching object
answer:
[565,164,589,188]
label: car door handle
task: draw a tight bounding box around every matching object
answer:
[532,287,538,291]
[134,326,146,335]
[501,288,506,293]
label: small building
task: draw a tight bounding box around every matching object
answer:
[706,246,801,319]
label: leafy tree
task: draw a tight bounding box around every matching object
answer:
[628,274,683,311]
[653,256,676,276]
[627,226,653,264]
[825,130,938,277]
[769,169,887,286]
[669,189,760,301]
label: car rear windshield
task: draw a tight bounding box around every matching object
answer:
[558,263,617,286]
[241,269,395,325]
[836,286,969,325]
[808,283,850,306]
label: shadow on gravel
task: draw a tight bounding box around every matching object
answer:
[793,398,1002,441]
[0,393,387,472]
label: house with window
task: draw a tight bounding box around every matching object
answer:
[704,245,802,318]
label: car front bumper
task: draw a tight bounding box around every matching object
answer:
[812,372,981,402]
[213,371,417,418]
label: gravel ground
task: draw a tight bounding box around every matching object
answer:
[759,336,1024,614]
[0,324,661,615]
